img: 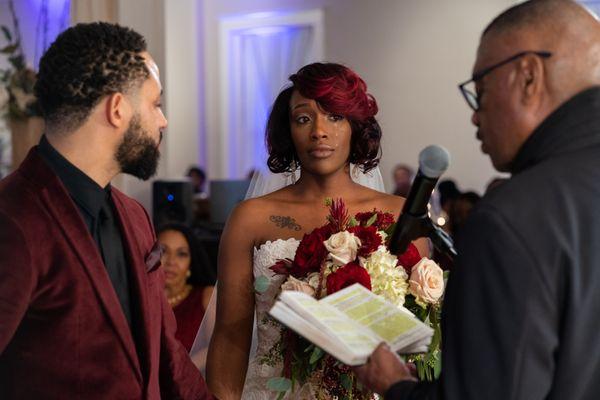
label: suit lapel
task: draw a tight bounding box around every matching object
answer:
[25,151,143,383]
[111,191,153,382]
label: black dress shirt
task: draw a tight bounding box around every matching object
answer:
[37,135,134,327]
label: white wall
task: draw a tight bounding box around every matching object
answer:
[200,0,513,194]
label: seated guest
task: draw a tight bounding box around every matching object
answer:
[392,164,414,197]
[449,191,481,238]
[158,223,216,351]
[187,166,207,197]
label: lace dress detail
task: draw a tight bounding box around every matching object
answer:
[242,238,316,399]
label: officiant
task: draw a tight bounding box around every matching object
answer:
[355,1,600,399]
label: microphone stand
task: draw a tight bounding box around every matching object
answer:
[389,213,457,263]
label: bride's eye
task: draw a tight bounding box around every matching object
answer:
[294,115,310,124]
[328,114,344,122]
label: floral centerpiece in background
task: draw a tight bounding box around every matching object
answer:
[0,0,39,120]
[0,0,43,171]
[259,199,445,399]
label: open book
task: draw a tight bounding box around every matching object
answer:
[269,283,433,366]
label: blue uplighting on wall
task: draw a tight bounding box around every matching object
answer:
[225,21,314,178]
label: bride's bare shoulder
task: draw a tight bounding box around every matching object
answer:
[226,187,294,226]
[356,185,405,213]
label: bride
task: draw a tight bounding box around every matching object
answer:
[205,62,428,399]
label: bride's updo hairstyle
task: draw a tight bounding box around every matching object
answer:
[266,62,382,174]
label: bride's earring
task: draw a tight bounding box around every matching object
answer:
[351,163,360,180]
[291,158,300,183]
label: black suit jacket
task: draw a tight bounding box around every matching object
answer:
[388,87,600,399]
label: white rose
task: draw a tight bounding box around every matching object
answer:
[281,275,315,297]
[409,258,444,306]
[324,231,361,267]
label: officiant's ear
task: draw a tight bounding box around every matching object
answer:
[104,91,133,129]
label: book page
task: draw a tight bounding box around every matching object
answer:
[279,291,379,358]
[321,284,429,347]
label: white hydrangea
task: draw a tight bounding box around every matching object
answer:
[360,245,408,307]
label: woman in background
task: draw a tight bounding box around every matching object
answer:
[157,223,216,351]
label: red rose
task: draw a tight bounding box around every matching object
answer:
[326,262,372,294]
[348,225,382,257]
[355,210,396,231]
[397,243,421,274]
[291,225,333,278]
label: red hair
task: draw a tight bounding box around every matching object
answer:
[290,63,378,121]
[266,62,382,174]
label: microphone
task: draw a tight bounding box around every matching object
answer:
[389,145,457,260]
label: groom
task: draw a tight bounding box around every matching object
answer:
[0,23,211,398]
[355,0,600,399]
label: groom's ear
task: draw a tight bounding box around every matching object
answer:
[104,92,132,129]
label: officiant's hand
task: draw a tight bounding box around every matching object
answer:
[353,343,417,395]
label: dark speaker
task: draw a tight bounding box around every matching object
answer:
[152,180,193,227]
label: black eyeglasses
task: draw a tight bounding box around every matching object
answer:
[458,50,552,111]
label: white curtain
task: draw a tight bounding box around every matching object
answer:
[226,26,314,178]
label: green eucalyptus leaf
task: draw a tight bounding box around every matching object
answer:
[254,275,270,293]
[1,25,12,41]
[309,346,324,364]
[365,213,378,227]
[434,354,442,379]
[340,373,353,391]
[348,216,358,227]
[267,377,292,392]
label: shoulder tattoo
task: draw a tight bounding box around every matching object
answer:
[269,215,302,231]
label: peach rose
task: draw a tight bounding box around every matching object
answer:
[409,258,444,306]
[281,275,315,297]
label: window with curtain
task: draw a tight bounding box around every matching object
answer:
[219,10,324,179]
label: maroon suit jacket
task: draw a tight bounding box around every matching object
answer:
[0,149,212,399]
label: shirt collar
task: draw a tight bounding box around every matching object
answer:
[38,135,111,219]
[511,86,600,174]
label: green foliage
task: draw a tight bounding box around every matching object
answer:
[266,377,292,393]
[365,213,378,227]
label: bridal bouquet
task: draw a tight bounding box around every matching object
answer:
[260,199,445,399]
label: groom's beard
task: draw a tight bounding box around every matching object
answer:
[115,114,160,180]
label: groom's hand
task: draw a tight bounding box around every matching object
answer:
[353,343,417,395]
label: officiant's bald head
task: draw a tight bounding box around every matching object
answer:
[469,0,600,171]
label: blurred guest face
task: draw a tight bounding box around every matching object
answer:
[158,230,191,289]
[394,167,412,187]
[289,90,352,176]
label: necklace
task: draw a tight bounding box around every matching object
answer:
[167,284,192,307]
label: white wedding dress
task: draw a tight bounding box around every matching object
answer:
[190,166,386,399]
[242,237,320,399]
